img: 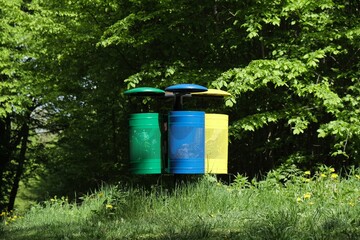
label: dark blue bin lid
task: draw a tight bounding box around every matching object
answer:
[124,87,165,96]
[165,84,208,93]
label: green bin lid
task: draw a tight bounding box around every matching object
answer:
[124,87,165,96]
[191,89,231,97]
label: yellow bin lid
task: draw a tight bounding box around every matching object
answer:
[191,89,231,97]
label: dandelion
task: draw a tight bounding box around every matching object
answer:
[105,204,113,209]
[329,168,335,173]
[320,173,326,178]
[304,171,311,175]
[355,175,360,180]
[303,192,312,199]
[296,197,302,203]
[331,173,338,179]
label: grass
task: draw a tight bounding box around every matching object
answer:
[1,166,360,239]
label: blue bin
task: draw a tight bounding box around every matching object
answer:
[168,111,205,174]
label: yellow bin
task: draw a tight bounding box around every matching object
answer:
[205,114,228,174]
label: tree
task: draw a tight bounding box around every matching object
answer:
[0,0,41,211]
[93,0,360,175]
[25,0,253,197]
[212,0,360,173]
[3,0,358,207]
[25,0,136,199]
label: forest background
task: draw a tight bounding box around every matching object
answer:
[0,0,359,212]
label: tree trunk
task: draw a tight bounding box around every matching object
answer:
[0,117,12,211]
[7,122,29,211]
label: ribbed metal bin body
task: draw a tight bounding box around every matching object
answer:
[129,113,162,174]
[205,114,228,174]
[168,111,205,174]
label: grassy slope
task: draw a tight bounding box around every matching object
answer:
[1,168,360,240]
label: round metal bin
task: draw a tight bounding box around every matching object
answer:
[129,113,162,174]
[205,114,228,174]
[168,111,205,174]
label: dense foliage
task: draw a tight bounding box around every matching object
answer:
[213,0,360,174]
[0,0,359,210]
[0,0,42,211]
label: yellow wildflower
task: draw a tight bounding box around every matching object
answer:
[304,171,311,175]
[308,202,315,205]
[349,201,355,207]
[329,168,335,173]
[320,173,326,178]
[331,173,338,179]
[105,204,113,209]
[355,175,360,180]
[296,197,302,203]
[303,192,312,199]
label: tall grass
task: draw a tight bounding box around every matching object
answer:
[1,166,359,239]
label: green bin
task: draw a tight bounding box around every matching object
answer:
[125,87,165,174]
[129,113,162,174]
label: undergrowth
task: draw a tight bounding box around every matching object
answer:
[1,165,359,240]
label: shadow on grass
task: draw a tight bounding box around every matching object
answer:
[1,222,105,240]
[2,218,360,240]
[2,205,360,240]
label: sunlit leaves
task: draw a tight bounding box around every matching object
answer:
[212,0,360,162]
[231,111,283,138]
[99,13,137,47]
[213,58,307,96]
[288,117,310,135]
[124,60,185,89]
